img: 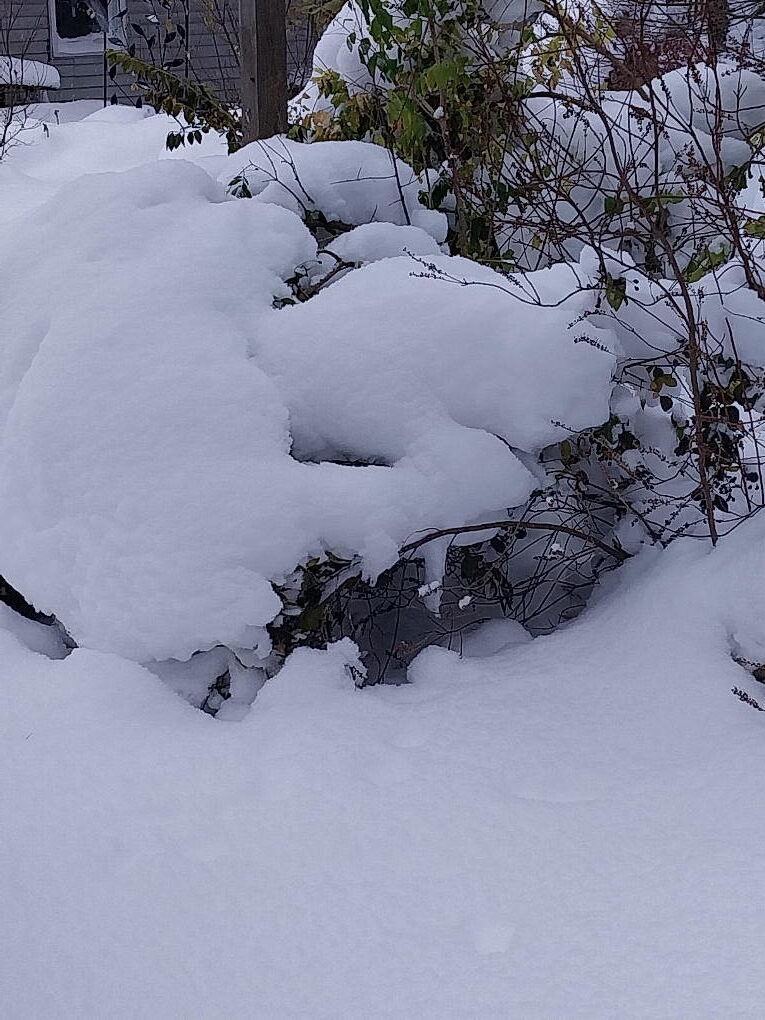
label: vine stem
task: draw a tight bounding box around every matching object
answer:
[400,519,631,562]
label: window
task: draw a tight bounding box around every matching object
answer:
[49,1,125,56]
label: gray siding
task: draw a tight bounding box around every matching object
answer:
[1,1,49,63]
[1,0,239,103]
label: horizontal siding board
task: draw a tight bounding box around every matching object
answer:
[7,43,50,62]
[2,2,49,24]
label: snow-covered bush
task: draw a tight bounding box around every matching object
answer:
[224,135,447,239]
[292,1,765,265]
[4,2,765,701]
[291,0,765,550]
[0,112,623,695]
[204,0,765,685]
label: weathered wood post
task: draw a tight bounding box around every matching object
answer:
[239,0,288,143]
[705,0,731,54]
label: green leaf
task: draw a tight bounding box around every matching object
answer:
[603,194,624,216]
[422,60,462,92]
[684,245,731,283]
[605,275,627,311]
[744,215,765,238]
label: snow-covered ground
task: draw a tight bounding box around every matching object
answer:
[3,518,765,1017]
[2,103,765,1017]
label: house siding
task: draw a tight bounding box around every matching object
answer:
[1,1,239,103]
[2,2,49,63]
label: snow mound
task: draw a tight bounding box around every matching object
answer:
[0,56,60,89]
[323,221,443,265]
[0,145,614,663]
[221,136,447,240]
[4,107,227,188]
[259,255,615,461]
[0,160,312,660]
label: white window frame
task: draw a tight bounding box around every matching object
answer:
[48,1,124,57]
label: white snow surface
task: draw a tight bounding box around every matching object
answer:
[322,220,443,265]
[221,136,448,240]
[0,108,613,662]
[3,518,765,1016]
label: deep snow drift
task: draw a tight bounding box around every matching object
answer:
[2,102,765,1018]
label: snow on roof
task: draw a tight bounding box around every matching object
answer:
[0,56,60,90]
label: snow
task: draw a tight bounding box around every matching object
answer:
[259,255,615,461]
[0,164,57,223]
[320,220,443,266]
[291,0,375,119]
[0,110,613,663]
[221,136,448,240]
[3,519,765,1015]
[504,62,765,270]
[28,99,105,123]
[3,105,227,190]
[3,91,765,1017]
[0,56,60,89]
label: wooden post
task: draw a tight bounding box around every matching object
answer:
[705,0,731,54]
[239,0,288,143]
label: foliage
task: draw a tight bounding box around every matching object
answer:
[106,0,242,151]
[293,0,524,260]
[107,50,243,151]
